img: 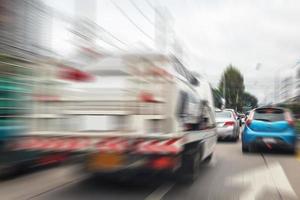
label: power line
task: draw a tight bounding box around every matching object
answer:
[99,26,128,47]
[145,0,155,10]
[50,7,126,51]
[70,28,124,51]
[129,0,154,26]
[110,0,154,41]
[144,0,163,19]
[82,20,128,49]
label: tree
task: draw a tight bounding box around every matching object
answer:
[212,88,223,109]
[242,92,258,109]
[219,65,245,112]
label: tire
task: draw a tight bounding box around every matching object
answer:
[288,147,296,155]
[178,149,201,183]
[242,142,249,153]
[232,136,238,142]
[0,164,18,179]
[248,143,258,153]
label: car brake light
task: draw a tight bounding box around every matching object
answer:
[285,111,295,127]
[224,121,235,126]
[288,120,295,127]
[246,110,254,126]
[246,119,252,126]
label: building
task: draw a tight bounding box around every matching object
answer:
[278,63,300,103]
[0,0,53,59]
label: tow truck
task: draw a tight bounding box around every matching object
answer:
[10,54,217,182]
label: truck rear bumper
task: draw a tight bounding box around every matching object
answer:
[84,153,181,173]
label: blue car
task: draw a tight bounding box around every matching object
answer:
[242,107,297,153]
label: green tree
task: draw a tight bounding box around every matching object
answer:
[242,92,258,109]
[212,88,223,108]
[219,65,245,112]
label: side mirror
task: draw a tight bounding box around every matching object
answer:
[190,77,199,86]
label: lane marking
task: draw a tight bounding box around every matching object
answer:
[145,182,175,200]
[28,176,86,200]
[268,162,297,200]
[228,162,297,200]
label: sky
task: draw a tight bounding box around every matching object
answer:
[43,0,300,103]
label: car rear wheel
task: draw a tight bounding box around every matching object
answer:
[232,136,238,142]
[288,147,296,155]
[242,142,249,153]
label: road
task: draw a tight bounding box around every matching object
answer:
[1,141,300,200]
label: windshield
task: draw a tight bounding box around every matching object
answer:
[216,111,232,118]
[253,108,285,122]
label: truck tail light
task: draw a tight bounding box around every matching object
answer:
[139,92,156,102]
[59,66,94,82]
[149,156,176,170]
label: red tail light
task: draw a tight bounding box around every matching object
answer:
[288,120,295,127]
[139,92,156,102]
[246,119,252,126]
[149,157,176,170]
[285,111,295,127]
[224,121,235,126]
[246,110,254,126]
[59,66,94,82]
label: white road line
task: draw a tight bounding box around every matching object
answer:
[268,162,298,200]
[229,162,298,200]
[145,183,175,200]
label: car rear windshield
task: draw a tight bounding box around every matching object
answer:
[253,108,285,122]
[216,111,232,118]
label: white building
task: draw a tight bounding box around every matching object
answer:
[278,63,300,103]
[0,0,53,59]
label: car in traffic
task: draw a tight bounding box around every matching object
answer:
[242,107,297,153]
[225,108,242,126]
[215,109,240,141]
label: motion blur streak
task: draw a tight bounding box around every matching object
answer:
[1,1,300,200]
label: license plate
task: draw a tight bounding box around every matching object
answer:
[262,138,276,143]
[88,153,124,170]
[75,115,125,131]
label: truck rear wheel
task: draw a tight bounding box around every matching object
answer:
[178,150,201,183]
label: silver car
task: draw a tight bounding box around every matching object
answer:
[215,110,240,141]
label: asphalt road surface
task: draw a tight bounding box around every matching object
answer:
[1,140,300,200]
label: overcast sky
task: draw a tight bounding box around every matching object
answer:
[44,0,300,103]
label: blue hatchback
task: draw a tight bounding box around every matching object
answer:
[242,107,297,153]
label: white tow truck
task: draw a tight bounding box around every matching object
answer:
[13,54,217,181]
